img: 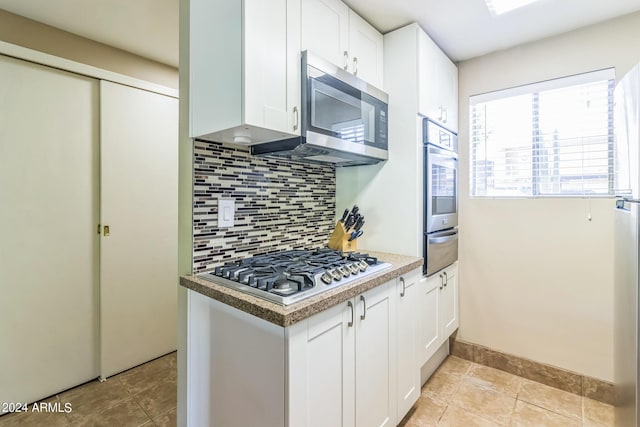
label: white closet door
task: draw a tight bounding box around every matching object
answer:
[0,54,100,404]
[100,81,178,378]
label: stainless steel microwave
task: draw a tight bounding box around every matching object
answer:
[252,51,389,166]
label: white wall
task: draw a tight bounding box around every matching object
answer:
[457,11,640,382]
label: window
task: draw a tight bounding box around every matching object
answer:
[470,69,615,197]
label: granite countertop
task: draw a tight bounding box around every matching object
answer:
[180,250,423,327]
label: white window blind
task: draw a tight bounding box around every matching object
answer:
[470,69,615,197]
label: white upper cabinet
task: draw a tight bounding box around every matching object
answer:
[189,0,384,145]
[189,0,300,144]
[348,10,384,88]
[301,0,349,69]
[301,0,384,88]
[418,30,458,132]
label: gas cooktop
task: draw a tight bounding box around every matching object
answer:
[199,248,391,306]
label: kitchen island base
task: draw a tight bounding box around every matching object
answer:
[182,253,450,427]
[186,281,398,427]
[186,291,285,427]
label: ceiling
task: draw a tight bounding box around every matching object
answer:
[0,0,178,67]
[1,0,639,67]
[345,0,640,61]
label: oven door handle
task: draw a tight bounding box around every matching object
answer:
[428,231,458,244]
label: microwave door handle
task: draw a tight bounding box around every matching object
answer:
[428,233,458,244]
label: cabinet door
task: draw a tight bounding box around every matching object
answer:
[287,301,355,427]
[417,30,440,122]
[395,271,421,421]
[438,56,458,132]
[441,263,459,338]
[438,53,458,132]
[245,0,299,134]
[355,281,396,427]
[286,0,302,134]
[301,0,349,68]
[100,81,178,377]
[418,274,440,366]
[348,9,383,88]
[418,30,458,132]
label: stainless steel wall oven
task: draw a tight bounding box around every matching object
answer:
[423,118,458,275]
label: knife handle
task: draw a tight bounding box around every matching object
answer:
[344,214,353,230]
[348,230,363,241]
[340,208,349,223]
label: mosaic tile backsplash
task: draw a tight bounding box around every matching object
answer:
[193,140,336,273]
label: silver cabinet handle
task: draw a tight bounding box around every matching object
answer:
[360,295,366,320]
[347,301,354,327]
[443,271,448,287]
[293,106,299,131]
[353,57,358,75]
[439,274,444,290]
[443,108,448,123]
[343,51,349,70]
[400,277,406,297]
[438,106,444,121]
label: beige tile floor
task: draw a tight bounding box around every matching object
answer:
[399,356,614,427]
[0,353,613,427]
[0,352,176,427]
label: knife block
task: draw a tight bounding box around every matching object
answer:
[327,222,357,252]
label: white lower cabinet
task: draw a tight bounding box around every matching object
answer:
[418,262,459,367]
[288,280,397,427]
[287,300,355,427]
[395,269,421,421]
[440,263,459,339]
[187,269,451,427]
[355,282,397,427]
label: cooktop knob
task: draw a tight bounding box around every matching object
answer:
[320,272,333,285]
[338,266,351,278]
[347,263,359,275]
[329,268,342,281]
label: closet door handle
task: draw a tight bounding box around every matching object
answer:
[347,301,354,327]
[400,277,406,297]
[360,295,366,320]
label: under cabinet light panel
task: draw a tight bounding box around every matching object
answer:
[486,0,541,15]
